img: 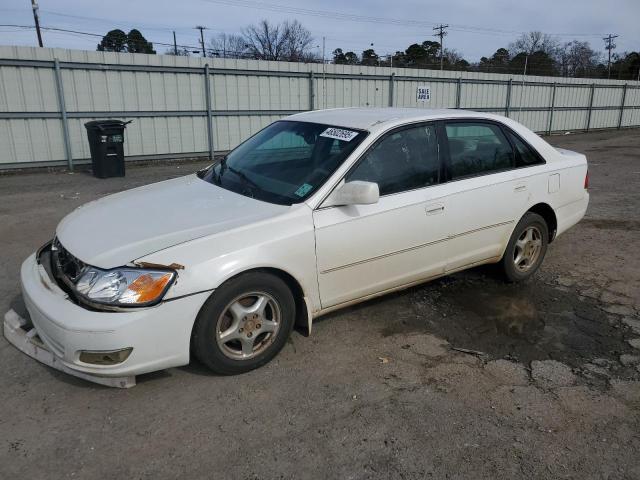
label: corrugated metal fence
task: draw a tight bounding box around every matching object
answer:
[1,46,639,170]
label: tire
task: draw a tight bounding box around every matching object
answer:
[500,212,549,282]
[192,271,295,375]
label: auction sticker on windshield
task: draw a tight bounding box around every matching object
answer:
[294,183,313,197]
[320,127,359,142]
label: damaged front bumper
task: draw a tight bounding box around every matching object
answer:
[3,249,210,388]
[3,309,135,388]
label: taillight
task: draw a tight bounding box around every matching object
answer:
[584,170,589,190]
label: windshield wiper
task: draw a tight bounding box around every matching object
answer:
[218,156,260,194]
[227,165,261,192]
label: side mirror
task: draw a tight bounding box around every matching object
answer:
[323,181,380,207]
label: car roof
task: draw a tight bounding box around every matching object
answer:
[285,107,507,132]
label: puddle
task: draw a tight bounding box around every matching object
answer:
[376,270,637,371]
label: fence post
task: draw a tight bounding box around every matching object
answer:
[617,84,628,129]
[505,79,512,117]
[53,58,73,171]
[388,73,395,107]
[309,71,315,110]
[547,82,556,135]
[204,64,214,161]
[456,77,462,109]
[586,83,595,132]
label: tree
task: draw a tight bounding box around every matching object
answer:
[281,20,314,62]
[97,29,127,52]
[209,33,249,58]
[605,51,640,80]
[332,48,359,65]
[509,50,557,76]
[403,41,440,68]
[479,47,511,73]
[360,48,379,66]
[242,19,315,62]
[443,48,470,71]
[97,29,155,54]
[558,41,600,77]
[509,31,559,57]
[344,52,359,65]
[165,47,191,56]
[126,29,155,54]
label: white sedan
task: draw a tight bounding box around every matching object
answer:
[5,108,589,386]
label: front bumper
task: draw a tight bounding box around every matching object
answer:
[4,251,210,386]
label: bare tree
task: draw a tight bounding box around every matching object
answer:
[281,20,314,62]
[165,47,191,56]
[208,33,249,59]
[558,41,601,77]
[242,19,315,62]
[510,31,560,57]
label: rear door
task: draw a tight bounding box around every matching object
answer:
[313,122,449,308]
[442,120,528,271]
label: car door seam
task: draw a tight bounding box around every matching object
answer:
[319,236,449,274]
[319,220,513,275]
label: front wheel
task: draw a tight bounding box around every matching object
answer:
[192,272,295,375]
[500,212,549,282]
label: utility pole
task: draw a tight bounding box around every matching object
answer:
[173,31,178,55]
[603,33,618,79]
[322,36,326,109]
[195,25,207,57]
[30,0,43,47]
[519,55,528,116]
[433,24,448,70]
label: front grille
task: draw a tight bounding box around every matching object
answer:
[51,238,87,288]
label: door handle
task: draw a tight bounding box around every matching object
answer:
[425,204,445,215]
[514,184,527,192]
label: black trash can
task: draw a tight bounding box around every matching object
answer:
[84,120,130,178]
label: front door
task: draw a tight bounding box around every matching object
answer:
[313,123,449,308]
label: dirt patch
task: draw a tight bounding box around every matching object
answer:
[581,218,640,231]
[394,270,640,379]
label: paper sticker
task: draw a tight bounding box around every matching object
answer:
[416,86,431,102]
[294,183,313,197]
[320,127,359,142]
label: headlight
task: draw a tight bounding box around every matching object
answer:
[75,267,175,307]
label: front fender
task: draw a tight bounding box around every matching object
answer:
[135,204,321,316]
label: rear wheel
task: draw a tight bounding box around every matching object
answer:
[500,212,549,282]
[192,272,295,375]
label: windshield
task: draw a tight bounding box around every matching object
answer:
[199,121,367,205]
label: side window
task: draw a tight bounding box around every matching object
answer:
[445,122,514,179]
[346,124,440,196]
[507,131,544,168]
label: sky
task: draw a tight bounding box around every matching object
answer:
[0,0,638,62]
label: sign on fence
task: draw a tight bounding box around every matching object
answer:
[417,86,431,102]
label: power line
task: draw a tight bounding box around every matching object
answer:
[433,24,448,70]
[0,24,207,52]
[197,0,613,38]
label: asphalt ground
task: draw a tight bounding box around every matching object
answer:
[1,128,639,479]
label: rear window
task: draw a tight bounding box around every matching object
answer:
[445,123,514,179]
[507,131,545,168]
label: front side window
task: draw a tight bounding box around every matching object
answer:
[199,121,366,205]
[346,124,440,196]
[445,122,514,179]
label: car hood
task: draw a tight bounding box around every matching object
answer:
[56,174,289,269]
